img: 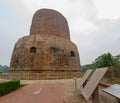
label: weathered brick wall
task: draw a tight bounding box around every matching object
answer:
[10,35,80,73]
[30,9,70,40]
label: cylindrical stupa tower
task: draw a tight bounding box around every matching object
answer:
[10,9,81,79]
[30,9,70,40]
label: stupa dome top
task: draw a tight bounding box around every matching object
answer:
[30,9,70,40]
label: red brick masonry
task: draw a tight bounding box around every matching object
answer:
[0,83,64,103]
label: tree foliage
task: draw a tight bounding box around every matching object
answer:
[0,65,9,73]
[93,53,114,68]
[81,52,120,72]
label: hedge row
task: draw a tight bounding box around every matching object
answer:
[0,80,20,96]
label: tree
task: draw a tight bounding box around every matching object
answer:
[93,52,114,68]
[81,64,96,72]
[0,65,9,73]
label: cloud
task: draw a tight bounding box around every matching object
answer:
[93,0,120,20]
[0,0,30,65]
[21,0,98,34]
[78,19,120,64]
[93,19,120,52]
[0,0,120,65]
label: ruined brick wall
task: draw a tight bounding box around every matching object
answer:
[10,35,80,72]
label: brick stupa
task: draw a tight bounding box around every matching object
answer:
[10,9,81,79]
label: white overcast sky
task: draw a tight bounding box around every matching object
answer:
[0,0,120,66]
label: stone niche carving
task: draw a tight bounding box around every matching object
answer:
[10,9,81,79]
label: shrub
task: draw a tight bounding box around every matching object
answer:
[0,80,20,96]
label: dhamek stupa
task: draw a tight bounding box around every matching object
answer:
[10,9,81,79]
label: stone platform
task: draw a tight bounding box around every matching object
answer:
[2,71,82,80]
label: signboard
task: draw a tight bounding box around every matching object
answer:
[81,67,108,101]
[103,84,120,99]
[77,69,93,90]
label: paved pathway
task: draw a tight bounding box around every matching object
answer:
[0,83,64,103]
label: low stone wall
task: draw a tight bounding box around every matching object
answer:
[0,71,82,80]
